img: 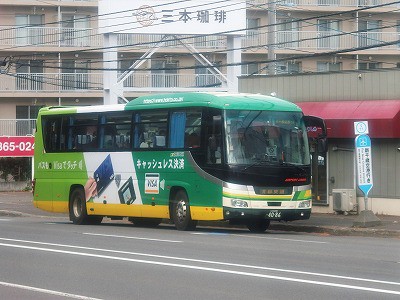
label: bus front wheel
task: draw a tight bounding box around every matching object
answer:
[172,190,197,231]
[246,219,270,233]
[69,187,102,225]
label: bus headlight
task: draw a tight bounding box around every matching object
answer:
[298,200,311,208]
[231,199,248,208]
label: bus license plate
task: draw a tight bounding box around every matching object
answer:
[267,210,281,219]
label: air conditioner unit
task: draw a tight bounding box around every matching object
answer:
[332,189,358,214]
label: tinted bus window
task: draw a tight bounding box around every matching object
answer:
[69,114,99,150]
[42,116,68,152]
[133,110,168,149]
[99,113,132,151]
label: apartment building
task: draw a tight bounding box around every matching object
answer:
[0,0,399,128]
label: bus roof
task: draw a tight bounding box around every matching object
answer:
[38,93,301,116]
[127,92,301,112]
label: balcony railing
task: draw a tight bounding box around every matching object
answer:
[0,120,36,136]
[117,34,226,49]
[0,27,102,48]
[0,26,227,49]
[0,73,103,92]
[0,72,228,92]
[122,72,226,90]
[12,0,97,3]
[248,0,400,8]
[243,30,400,51]
[1,24,398,51]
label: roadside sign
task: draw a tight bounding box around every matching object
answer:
[354,121,369,135]
[355,134,373,196]
[0,136,35,157]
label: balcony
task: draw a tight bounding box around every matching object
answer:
[248,0,400,8]
[0,72,228,93]
[5,0,98,7]
[0,73,103,93]
[122,72,227,92]
[0,27,102,49]
[0,26,227,51]
[242,30,400,53]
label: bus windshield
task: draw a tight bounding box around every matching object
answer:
[225,110,310,166]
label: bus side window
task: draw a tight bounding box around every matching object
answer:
[42,117,68,152]
[206,112,222,164]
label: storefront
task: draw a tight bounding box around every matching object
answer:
[298,100,400,214]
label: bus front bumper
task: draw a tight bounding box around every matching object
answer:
[223,207,311,222]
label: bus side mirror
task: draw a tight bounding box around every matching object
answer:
[318,138,327,153]
[303,115,327,137]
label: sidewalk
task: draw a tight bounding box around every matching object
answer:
[0,191,399,238]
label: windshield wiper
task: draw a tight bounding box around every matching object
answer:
[241,159,278,171]
[279,162,308,173]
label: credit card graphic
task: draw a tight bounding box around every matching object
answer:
[118,177,136,204]
[94,154,114,196]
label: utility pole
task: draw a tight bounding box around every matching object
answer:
[267,0,276,76]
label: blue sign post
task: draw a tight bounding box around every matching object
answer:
[353,125,381,227]
[355,134,373,198]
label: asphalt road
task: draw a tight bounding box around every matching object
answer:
[0,214,399,300]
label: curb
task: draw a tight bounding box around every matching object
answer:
[268,223,400,238]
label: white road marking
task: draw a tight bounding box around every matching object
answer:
[0,281,103,300]
[0,219,11,221]
[0,238,399,295]
[191,232,328,244]
[82,232,182,243]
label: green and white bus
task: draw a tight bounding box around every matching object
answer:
[33,92,325,232]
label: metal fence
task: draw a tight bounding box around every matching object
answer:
[0,119,36,136]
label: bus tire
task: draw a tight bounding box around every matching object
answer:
[246,219,270,233]
[130,217,162,228]
[69,187,102,225]
[172,190,197,231]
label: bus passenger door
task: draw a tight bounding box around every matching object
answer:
[303,116,328,205]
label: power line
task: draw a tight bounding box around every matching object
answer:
[9,19,399,72]
[1,0,399,56]
[2,1,400,83]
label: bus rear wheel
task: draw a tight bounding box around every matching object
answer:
[246,219,270,233]
[172,190,197,231]
[69,187,102,225]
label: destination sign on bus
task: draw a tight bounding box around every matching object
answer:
[0,136,35,157]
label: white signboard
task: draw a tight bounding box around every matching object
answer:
[354,121,369,135]
[145,173,160,194]
[99,0,246,35]
[355,134,373,196]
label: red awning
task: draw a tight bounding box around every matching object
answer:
[297,100,400,138]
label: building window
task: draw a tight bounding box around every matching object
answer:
[359,62,381,70]
[16,60,44,90]
[15,15,44,46]
[61,60,89,90]
[16,106,41,135]
[151,60,178,88]
[118,59,136,87]
[246,18,260,38]
[16,106,41,120]
[317,19,340,49]
[61,14,90,47]
[195,61,222,87]
[277,19,300,49]
[317,62,341,72]
[241,62,260,75]
[276,61,301,74]
[359,20,381,47]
